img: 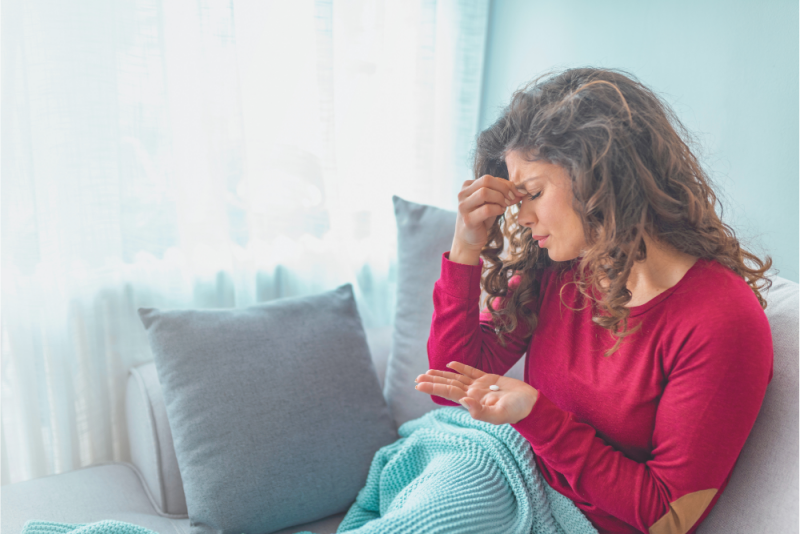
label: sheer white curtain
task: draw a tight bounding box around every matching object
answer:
[1,0,490,484]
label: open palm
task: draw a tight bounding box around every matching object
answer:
[415,361,538,425]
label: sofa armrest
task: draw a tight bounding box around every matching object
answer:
[125,362,187,516]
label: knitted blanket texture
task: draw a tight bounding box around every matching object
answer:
[21,407,598,534]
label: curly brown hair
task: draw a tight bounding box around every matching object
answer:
[477,67,773,357]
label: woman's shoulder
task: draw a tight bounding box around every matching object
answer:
[684,258,765,308]
[656,259,773,379]
[668,257,771,334]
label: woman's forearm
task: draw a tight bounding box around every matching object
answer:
[427,252,530,393]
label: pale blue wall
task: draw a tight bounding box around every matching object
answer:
[480,0,799,282]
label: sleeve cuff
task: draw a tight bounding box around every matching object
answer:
[431,395,461,407]
[439,251,484,301]
[510,391,570,449]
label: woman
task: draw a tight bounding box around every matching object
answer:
[413,68,774,534]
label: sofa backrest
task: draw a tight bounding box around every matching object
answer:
[697,276,799,532]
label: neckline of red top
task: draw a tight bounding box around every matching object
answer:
[625,257,708,317]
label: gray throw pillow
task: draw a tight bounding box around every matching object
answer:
[384,196,525,428]
[137,284,398,534]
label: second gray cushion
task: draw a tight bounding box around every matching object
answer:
[385,195,525,428]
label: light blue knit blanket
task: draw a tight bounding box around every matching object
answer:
[22,407,598,534]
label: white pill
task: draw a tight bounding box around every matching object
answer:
[489,385,500,391]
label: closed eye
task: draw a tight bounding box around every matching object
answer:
[528,191,542,201]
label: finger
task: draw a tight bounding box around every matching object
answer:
[510,189,526,204]
[460,186,514,214]
[421,369,472,386]
[460,174,520,203]
[415,375,465,390]
[463,203,507,228]
[414,381,467,402]
[459,179,476,192]
[446,361,487,380]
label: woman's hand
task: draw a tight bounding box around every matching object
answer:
[414,361,538,425]
[450,175,525,265]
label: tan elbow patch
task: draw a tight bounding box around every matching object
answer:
[649,489,718,534]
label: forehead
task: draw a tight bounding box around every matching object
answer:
[504,150,552,188]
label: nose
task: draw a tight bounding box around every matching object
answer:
[516,201,537,228]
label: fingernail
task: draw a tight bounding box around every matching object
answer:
[507,191,515,200]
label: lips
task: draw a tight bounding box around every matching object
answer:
[532,235,549,246]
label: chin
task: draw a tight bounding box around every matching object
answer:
[545,249,579,263]
[539,247,556,261]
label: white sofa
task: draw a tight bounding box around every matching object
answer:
[2,277,798,534]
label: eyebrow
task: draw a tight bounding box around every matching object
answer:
[514,176,542,190]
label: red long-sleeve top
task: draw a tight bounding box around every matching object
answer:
[427,252,773,534]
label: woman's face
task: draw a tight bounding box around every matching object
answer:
[505,150,587,261]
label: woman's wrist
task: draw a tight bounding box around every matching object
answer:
[512,386,539,424]
[449,240,482,266]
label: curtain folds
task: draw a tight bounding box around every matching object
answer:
[1,0,490,485]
